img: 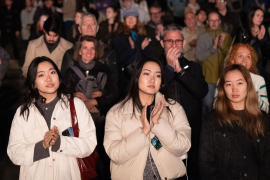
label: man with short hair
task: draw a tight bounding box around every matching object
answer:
[22,16,73,77]
[196,11,232,116]
[144,4,166,59]
[216,0,241,37]
[61,13,118,81]
[160,24,208,180]
[183,12,205,62]
[33,0,59,23]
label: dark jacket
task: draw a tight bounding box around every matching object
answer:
[0,5,21,34]
[0,46,10,85]
[61,42,118,81]
[199,110,270,180]
[63,60,119,116]
[235,26,270,67]
[33,5,59,23]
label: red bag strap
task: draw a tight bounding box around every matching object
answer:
[70,97,80,137]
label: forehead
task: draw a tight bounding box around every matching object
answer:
[236,47,250,54]
[150,7,160,12]
[225,70,244,80]
[142,61,161,71]
[185,13,195,19]
[47,31,58,36]
[81,41,94,47]
[37,61,54,71]
[82,17,96,24]
[164,30,182,39]
[208,13,219,20]
[255,10,263,15]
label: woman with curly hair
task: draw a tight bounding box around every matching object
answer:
[214,43,269,113]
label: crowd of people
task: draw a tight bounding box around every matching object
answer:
[1,0,270,180]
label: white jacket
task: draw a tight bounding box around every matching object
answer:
[7,97,97,180]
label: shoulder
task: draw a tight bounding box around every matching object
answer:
[73,97,85,107]
[59,38,73,50]
[28,36,44,46]
[250,72,266,88]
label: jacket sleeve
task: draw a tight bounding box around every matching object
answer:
[199,114,219,180]
[104,109,149,165]
[177,61,208,99]
[61,48,74,75]
[217,33,232,57]
[196,35,217,62]
[151,104,191,157]
[257,78,269,113]
[22,41,36,77]
[55,98,97,158]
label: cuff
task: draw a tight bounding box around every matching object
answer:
[166,64,175,73]
[33,140,50,162]
[51,137,61,152]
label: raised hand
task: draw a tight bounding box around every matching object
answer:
[141,104,150,135]
[258,25,266,40]
[92,91,102,98]
[141,37,150,50]
[213,35,219,49]
[219,33,226,47]
[129,36,135,49]
[166,47,181,69]
[50,126,59,146]
[151,95,165,125]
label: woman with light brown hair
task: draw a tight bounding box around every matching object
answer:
[199,64,270,179]
[214,43,269,113]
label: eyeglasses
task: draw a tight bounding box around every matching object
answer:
[40,18,47,21]
[163,39,183,45]
[208,20,220,23]
[150,12,161,16]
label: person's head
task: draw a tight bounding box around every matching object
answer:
[188,0,197,5]
[207,11,221,30]
[25,0,32,8]
[196,9,207,24]
[149,5,162,24]
[43,0,53,8]
[208,0,215,3]
[184,12,197,28]
[160,24,186,56]
[79,13,99,37]
[5,0,13,7]
[249,7,264,29]
[75,11,84,25]
[38,14,48,29]
[227,43,258,74]
[122,8,146,35]
[215,64,264,139]
[73,35,104,63]
[106,6,120,22]
[122,0,132,8]
[215,0,227,11]
[43,16,61,44]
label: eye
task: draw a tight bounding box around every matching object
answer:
[143,72,149,75]
[247,56,251,59]
[38,74,43,77]
[157,74,161,78]
[225,83,231,86]
[51,70,56,74]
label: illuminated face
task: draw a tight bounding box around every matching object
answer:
[232,47,252,70]
[253,10,264,26]
[125,16,137,29]
[224,70,247,110]
[138,61,162,96]
[79,16,99,37]
[45,31,59,44]
[149,7,161,23]
[184,13,196,28]
[207,12,221,30]
[79,41,96,63]
[75,12,82,25]
[197,10,206,23]
[216,0,227,11]
[106,7,117,20]
[39,15,48,29]
[44,0,53,8]
[123,0,132,8]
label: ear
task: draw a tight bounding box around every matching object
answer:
[182,40,187,48]
[78,26,82,34]
[160,39,164,48]
[96,25,99,33]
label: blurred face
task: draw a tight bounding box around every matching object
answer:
[232,47,252,70]
[106,7,117,20]
[79,41,96,63]
[189,0,196,4]
[25,0,32,7]
[224,70,247,110]
[75,12,82,25]
[44,0,53,8]
[39,15,48,29]
[184,13,196,28]
[35,61,60,99]
[216,0,227,11]
[123,0,132,8]
[197,10,206,23]
[125,16,137,29]
[207,12,221,30]
[45,31,59,44]
[5,0,13,6]
[160,30,186,56]
[149,7,162,23]
[208,0,215,3]
[79,16,99,37]
[138,61,162,96]
[253,10,264,26]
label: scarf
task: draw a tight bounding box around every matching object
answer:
[79,58,96,71]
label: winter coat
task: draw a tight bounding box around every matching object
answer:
[7,97,97,180]
[104,92,191,180]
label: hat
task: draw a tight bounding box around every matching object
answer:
[123,8,139,18]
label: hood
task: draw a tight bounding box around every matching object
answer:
[119,0,135,9]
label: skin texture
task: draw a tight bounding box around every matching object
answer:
[125,16,137,29]
[123,0,132,8]
[106,7,117,20]
[44,0,53,9]
[207,12,221,31]
[79,16,99,37]
[224,70,247,110]
[39,15,48,29]
[232,47,252,70]
[197,10,207,24]
[45,31,59,44]
[75,12,82,25]
[149,7,162,24]
[79,41,95,63]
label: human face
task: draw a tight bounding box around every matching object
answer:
[224,70,247,110]
[197,10,206,23]
[216,0,227,11]
[106,7,117,20]
[138,61,162,97]
[75,12,82,25]
[45,31,59,44]
[44,0,53,8]
[232,47,252,70]
[207,12,221,30]
[149,7,161,24]
[35,61,60,100]
[25,0,32,8]
[184,13,196,28]
[123,0,132,8]
[125,16,137,29]
[160,30,186,56]
[79,41,95,63]
[253,10,264,27]
[39,15,48,29]
[79,16,99,37]
[5,0,13,7]
[189,0,196,5]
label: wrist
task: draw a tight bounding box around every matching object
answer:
[42,141,48,149]
[142,127,150,135]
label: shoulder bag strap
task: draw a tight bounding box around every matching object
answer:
[97,72,107,90]
[69,97,80,137]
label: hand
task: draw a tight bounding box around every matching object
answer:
[141,37,150,50]
[141,104,150,135]
[258,25,266,40]
[129,36,135,49]
[50,126,59,146]
[84,99,98,112]
[219,33,226,46]
[89,106,99,113]
[92,91,102,98]
[27,26,31,32]
[174,59,182,73]
[189,39,197,47]
[213,35,219,49]
[75,92,88,102]
[251,26,259,37]
[151,95,165,125]
[166,47,181,69]
[15,31,20,38]
[156,24,164,38]
[43,130,54,149]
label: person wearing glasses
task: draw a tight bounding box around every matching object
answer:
[196,11,232,117]
[159,23,208,180]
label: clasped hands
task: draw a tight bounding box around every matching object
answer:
[166,47,182,73]
[141,95,165,135]
[75,92,101,113]
[43,125,59,149]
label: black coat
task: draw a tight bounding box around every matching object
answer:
[0,6,21,34]
[199,110,270,180]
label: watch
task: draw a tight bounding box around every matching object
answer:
[177,69,185,76]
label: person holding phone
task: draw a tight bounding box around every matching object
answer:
[7,56,97,180]
[104,57,191,180]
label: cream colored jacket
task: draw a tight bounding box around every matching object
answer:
[7,97,97,180]
[104,92,191,180]
[22,35,73,77]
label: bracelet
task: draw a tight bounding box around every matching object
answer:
[177,69,185,76]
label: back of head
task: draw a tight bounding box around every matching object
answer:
[43,16,61,35]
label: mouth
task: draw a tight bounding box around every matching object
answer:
[46,84,54,88]
[232,95,239,98]
[147,85,155,89]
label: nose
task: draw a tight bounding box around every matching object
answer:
[46,73,52,81]
[172,41,176,48]
[149,75,155,82]
[87,24,92,29]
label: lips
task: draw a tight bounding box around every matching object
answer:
[148,85,155,89]
[232,95,239,98]
[46,84,54,88]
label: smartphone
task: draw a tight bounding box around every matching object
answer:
[62,127,75,137]
[151,136,162,150]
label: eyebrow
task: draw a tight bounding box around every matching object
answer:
[143,69,161,73]
[37,68,55,74]
[225,79,244,82]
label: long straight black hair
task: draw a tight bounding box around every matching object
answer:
[120,57,174,115]
[20,56,73,120]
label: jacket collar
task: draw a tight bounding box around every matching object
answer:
[35,35,70,52]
